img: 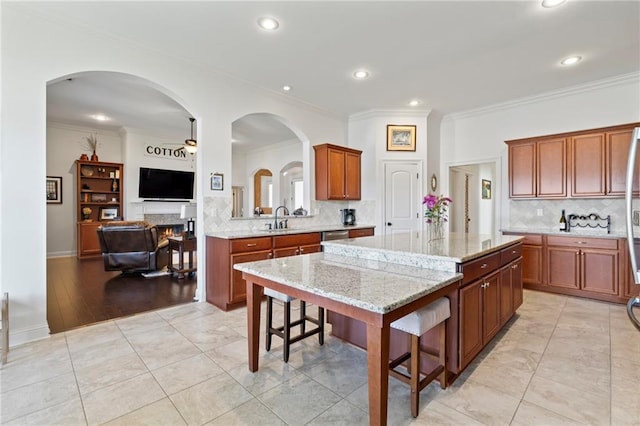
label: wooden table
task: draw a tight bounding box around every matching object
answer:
[237,254,460,425]
[167,236,197,278]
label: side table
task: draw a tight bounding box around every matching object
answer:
[167,236,197,279]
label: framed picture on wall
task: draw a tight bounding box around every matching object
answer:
[46,176,62,204]
[211,173,224,191]
[482,179,492,199]
[100,207,119,220]
[386,125,416,151]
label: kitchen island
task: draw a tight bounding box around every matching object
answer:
[235,231,523,425]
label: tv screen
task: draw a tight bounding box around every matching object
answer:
[138,167,194,200]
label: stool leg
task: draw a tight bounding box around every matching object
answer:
[283,301,291,363]
[318,307,324,345]
[438,321,448,389]
[300,301,306,334]
[410,334,420,418]
[266,296,274,351]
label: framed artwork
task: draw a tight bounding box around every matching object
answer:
[211,173,224,191]
[46,176,62,204]
[99,207,118,220]
[386,125,416,151]
[482,179,492,199]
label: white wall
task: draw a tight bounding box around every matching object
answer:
[441,73,640,232]
[46,123,123,256]
[1,3,347,345]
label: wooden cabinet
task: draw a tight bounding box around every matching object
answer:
[507,123,638,199]
[508,138,566,198]
[546,236,619,298]
[273,233,322,258]
[313,143,362,200]
[75,160,124,258]
[521,234,543,286]
[348,227,374,238]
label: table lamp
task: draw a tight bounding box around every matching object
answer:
[180,203,197,239]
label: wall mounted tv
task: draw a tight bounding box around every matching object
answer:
[138,167,195,201]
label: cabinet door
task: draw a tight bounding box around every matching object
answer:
[459,280,483,369]
[509,142,536,198]
[77,222,102,258]
[512,258,523,310]
[298,244,322,255]
[547,247,580,290]
[230,250,272,303]
[344,151,361,200]
[522,244,543,285]
[581,249,618,296]
[273,247,299,258]
[482,272,501,343]
[537,138,567,197]
[607,129,638,196]
[499,266,513,326]
[327,148,346,199]
[571,133,606,197]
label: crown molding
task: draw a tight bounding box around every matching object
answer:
[349,109,432,122]
[443,72,640,122]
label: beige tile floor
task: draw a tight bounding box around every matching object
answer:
[1,290,639,425]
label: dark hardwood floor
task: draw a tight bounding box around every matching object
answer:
[47,256,197,333]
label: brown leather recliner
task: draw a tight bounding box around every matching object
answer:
[97,221,169,273]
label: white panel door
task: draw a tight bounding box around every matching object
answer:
[383,162,420,235]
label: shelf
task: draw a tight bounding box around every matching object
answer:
[81,190,119,194]
[80,176,120,180]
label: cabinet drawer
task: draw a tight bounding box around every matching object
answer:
[500,243,522,265]
[273,232,321,249]
[349,228,374,238]
[231,237,273,254]
[547,235,618,250]
[522,234,543,245]
[459,252,501,286]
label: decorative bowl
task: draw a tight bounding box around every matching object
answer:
[81,166,94,177]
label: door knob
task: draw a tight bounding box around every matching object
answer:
[387,222,392,226]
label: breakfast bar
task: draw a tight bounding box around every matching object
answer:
[236,253,462,426]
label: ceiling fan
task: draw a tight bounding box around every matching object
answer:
[180,117,197,154]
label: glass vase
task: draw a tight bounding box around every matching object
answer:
[427,221,444,242]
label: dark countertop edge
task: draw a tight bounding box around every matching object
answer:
[206,224,376,239]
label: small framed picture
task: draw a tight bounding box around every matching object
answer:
[482,179,492,199]
[211,173,224,191]
[99,207,119,220]
[46,176,63,204]
[387,125,416,151]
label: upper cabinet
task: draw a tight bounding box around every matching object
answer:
[507,138,566,198]
[313,143,362,200]
[507,123,639,199]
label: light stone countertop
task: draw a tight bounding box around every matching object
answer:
[206,224,375,239]
[234,252,462,314]
[501,227,625,239]
[321,231,524,272]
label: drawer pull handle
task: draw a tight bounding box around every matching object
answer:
[512,250,517,254]
[512,264,518,269]
[481,263,488,269]
[577,241,587,244]
[247,243,257,247]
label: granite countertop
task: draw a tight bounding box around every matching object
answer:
[321,231,524,271]
[501,227,625,239]
[206,224,375,239]
[234,252,462,314]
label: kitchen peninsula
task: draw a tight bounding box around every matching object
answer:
[235,231,523,425]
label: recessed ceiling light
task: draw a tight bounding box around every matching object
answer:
[353,70,370,80]
[541,0,567,8]
[560,55,582,66]
[282,85,292,91]
[257,17,279,31]
[90,114,109,121]
[408,99,422,107]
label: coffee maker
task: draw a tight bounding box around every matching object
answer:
[341,209,356,226]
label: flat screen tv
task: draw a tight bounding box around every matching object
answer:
[138,167,194,200]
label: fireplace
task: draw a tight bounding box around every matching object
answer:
[156,223,185,238]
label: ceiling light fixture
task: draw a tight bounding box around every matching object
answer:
[353,70,370,80]
[90,114,109,121]
[282,85,292,91]
[560,55,582,66]
[257,17,279,30]
[408,99,422,107]
[184,117,197,154]
[541,0,567,8]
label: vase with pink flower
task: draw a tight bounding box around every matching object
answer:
[423,193,452,241]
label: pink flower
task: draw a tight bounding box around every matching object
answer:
[422,193,452,223]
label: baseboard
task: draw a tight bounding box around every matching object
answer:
[9,323,51,347]
[47,250,76,259]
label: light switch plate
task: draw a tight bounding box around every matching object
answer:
[634,210,640,226]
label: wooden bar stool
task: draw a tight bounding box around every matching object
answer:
[389,297,450,417]
[264,288,324,362]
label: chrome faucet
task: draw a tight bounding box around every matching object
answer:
[274,206,289,229]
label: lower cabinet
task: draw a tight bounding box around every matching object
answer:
[273,233,322,258]
[499,258,522,326]
[521,234,543,286]
[77,221,103,258]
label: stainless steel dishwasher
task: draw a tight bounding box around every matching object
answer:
[321,230,350,241]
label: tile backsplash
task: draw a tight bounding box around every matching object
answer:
[509,198,625,233]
